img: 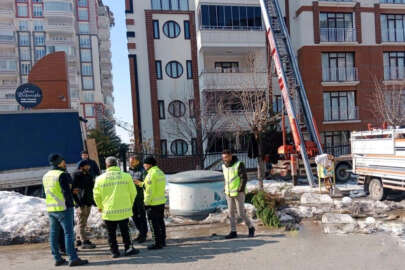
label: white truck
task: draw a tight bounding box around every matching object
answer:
[352,128,405,200]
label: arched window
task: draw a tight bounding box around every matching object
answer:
[171,139,188,155]
[168,100,186,117]
[163,21,181,38]
[165,61,183,78]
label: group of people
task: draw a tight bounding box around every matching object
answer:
[42,149,254,267]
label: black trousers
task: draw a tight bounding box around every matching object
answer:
[132,195,148,237]
[104,219,131,253]
[146,204,166,246]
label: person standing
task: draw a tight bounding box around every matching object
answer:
[221,150,255,239]
[134,156,166,250]
[78,150,100,180]
[43,154,88,267]
[128,155,148,243]
[93,156,139,258]
[72,160,97,249]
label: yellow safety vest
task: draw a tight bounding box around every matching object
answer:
[222,161,242,197]
[42,170,66,212]
[93,166,137,221]
[143,166,166,206]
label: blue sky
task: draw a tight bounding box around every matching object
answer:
[103,0,132,143]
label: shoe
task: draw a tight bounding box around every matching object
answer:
[82,240,96,249]
[147,244,163,250]
[55,258,67,266]
[136,235,147,243]
[69,258,88,267]
[124,247,140,256]
[112,252,120,259]
[224,231,238,239]
[248,227,255,238]
[76,240,82,247]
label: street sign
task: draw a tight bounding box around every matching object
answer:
[15,83,43,108]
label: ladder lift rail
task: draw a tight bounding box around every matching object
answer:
[259,0,319,185]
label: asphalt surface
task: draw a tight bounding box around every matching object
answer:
[1,222,404,270]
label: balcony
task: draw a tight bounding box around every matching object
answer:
[322,67,358,84]
[383,66,405,81]
[198,29,265,49]
[47,24,75,33]
[199,70,267,91]
[0,8,13,19]
[0,33,15,45]
[320,28,356,42]
[323,106,360,123]
[380,0,405,3]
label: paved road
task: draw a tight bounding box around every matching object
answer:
[1,222,404,270]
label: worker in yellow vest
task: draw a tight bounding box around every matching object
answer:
[93,156,138,258]
[134,156,166,250]
[43,154,88,267]
[222,150,255,239]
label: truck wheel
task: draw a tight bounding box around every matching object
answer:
[368,178,386,201]
[335,163,351,183]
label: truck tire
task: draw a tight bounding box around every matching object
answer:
[368,178,387,201]
[335,163,351,183]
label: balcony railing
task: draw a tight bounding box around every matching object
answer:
[320,0,353,2]
[382,29,405,42]
[324,144,351,157]
[0,34,15,44]
[320,28,356,42]
[380,0,405,4]
[322,67,358,82]
[324,106,359,122]
[199,71,267,90]
[384,66,405,80]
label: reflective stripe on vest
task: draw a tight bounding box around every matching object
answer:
[222,161,241,197]
[42,170,66,212]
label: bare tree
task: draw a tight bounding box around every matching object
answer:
[370,78,405,127]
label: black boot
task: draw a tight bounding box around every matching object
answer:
[55,258,67,267]
[82,240,96,249]
[135,234,147,243]
[76,240,82,247]
[248,227,255,238]
[225,231,237,239]
[124,247,140,256]
[147,243,163,250]
[69,258,89,267]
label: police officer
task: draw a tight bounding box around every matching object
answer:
[93,156,139,258]
[128,155,148,243]
[134,156,166,250]
[43,154,88,267]
[221,150,255,239]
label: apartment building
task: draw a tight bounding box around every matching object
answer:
[126,0,405,156]
[0,0,115,130]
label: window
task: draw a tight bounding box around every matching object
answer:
[85,104,94,116]
[79,35,91,48]
[35,47,46,61]
[322,52,356,81]
[126,31,135,38]
[384,52,405,80]
[322,131,351,156]
[171,139,188,155]
[82,76,94,89]
[186,60,192,79]
[184,20,190,39]
[189,99,195,118]
[34,33,45,46]
[78,9,89,21]
[20,62,32,75]
[168,100,186,117]
[78,0,88,7]
[81,63,93,76]
[34,21,44,31]
[82,92,94,103]
[80,49,92,61]
[45,2,73,12]
[215,62,239,73]
[33,4,43,17]
[155,60,162,79]
[163,21,181,38]
[153,20,160,39]
[160,140,168,156]
[323,91,357,121]
[18,33,30,46]
[158,100,165,119]
[0,60,17,72]
[17,4,28,17]
[79,23,89,34]
[200,5,262,30]
[273,95,283,113]
[19,48,31,61]
[165,61,183,78]
[381,14,405,42]
[191,138,197,155]
[151,0,189,10]
[320,12,355,42]
[19,21,28,31]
